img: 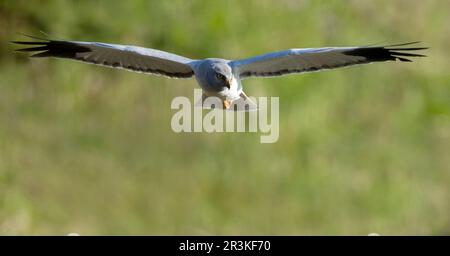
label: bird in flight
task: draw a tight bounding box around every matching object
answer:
[14,36,427,110]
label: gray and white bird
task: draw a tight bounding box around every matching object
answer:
[14,37,427,110]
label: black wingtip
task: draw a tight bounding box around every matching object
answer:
[12,36,92,58]
[344,42,428,63]
[384,41,422,47]
[388,47,429,51]
[12,38,51,57]
[15,46,50,52]
[11,40,48,45]
[397,57,413,62]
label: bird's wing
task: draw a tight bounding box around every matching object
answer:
[13,38,195,78]
[229,42,427,79]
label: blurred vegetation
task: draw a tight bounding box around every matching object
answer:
[0,0,449,235]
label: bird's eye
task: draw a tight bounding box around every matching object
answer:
[216,73,225,80]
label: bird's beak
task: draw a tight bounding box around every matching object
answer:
[226,79,232,89]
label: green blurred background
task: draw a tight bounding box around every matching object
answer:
[0,0,449,235]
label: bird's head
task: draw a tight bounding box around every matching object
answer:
[208,61,233,90]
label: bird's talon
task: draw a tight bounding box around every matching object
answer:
[223,100,231,109]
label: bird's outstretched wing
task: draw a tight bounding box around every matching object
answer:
[13,37,195,78]
[230,42,427,79]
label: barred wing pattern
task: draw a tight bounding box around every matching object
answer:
[14,39,195,78]
[230,42,427,78]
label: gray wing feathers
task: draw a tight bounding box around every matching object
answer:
[14,40,195,78]
[230,43,427,78]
